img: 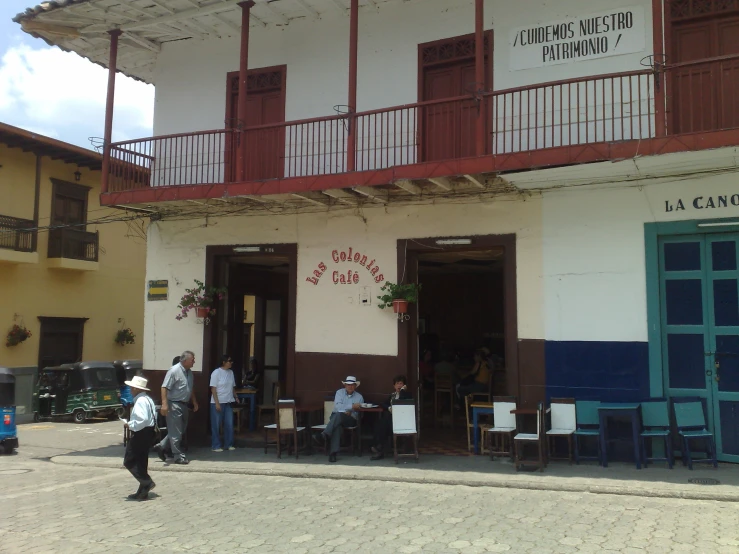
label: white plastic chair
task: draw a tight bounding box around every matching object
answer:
[392,400,419,463]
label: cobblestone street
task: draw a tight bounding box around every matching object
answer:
[1,422,738,553]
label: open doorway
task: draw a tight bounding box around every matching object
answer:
[399,236,518,456]
[204,245,297,442]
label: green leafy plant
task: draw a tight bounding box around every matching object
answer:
[115,327,136,346]
[377,281,421,309]
[6,324,32,347]
[176,279,227,320]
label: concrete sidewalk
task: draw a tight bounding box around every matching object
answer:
[51,445,739,502]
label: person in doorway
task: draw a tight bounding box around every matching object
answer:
[242,357,260,389]
[210,355,237,452]
[371,375,413,461]
[419,350,434,388]
[318,376,364,463]
[456,349,490,407]
[154,351,199,465]
[122,376,157,501]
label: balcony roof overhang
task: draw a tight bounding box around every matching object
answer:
[14,0,406,84]
[0,121,102,170]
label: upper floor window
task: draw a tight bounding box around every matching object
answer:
[50,179,90,227]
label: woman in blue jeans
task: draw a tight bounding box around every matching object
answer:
[209,355,237,452]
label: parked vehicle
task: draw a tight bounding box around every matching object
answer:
[0,368,18,454]
[33,362,123,423]
[113,359,142,409]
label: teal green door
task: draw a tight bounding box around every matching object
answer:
[659,234,739,462]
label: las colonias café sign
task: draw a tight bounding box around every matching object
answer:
[509,6,646,71]
[305,247,385,286]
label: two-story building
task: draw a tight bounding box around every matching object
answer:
[14,0,739,459]
[0,122,147,421]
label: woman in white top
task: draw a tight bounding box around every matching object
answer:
[123,375,157,501]
[210,355,237,452]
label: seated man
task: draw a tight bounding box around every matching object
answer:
[319,376,364,463]
[370,375,412,461]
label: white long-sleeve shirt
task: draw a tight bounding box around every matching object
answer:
[128,392,156,432]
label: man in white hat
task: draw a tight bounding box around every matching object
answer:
[123,375,157,500]
[319,376,364,462]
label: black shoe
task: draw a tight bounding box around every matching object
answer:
[153,445,166,462]
[329,453,337,463]
[127,492,140,500]
[174,458,189,465]
[370,453,385,461]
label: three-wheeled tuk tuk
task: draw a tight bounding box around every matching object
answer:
[33,362,124,423]
[114,359,142,409]
[0,368,18,454]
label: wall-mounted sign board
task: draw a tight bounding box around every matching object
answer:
[509,6,646,71]
[148,280,169,301]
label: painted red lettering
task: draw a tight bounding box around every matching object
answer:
[371,266,379,276]
[332,250,339,263]
[374,274,384,283]
[353,272,359,284]
[306,277,318,285]
[359,255,367,267]
[318,262,327,272]
[332,271,339,284]
[340,251,347,262]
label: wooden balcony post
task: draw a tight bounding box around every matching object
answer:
[347,0,359,172]
[236,1,256,182]
[474,0,485,156]
[101,29,122,194]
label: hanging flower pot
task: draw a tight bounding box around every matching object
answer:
[175,279,227,321]
[392,299,408,314]
[195,307,211,318]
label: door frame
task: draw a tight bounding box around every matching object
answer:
[397,234,519,403]
[645,217,739,460]
[37,316,87,370]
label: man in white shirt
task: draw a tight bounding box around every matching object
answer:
[210,355,237,452]
[319,376,364,463]
[122,376,157,501]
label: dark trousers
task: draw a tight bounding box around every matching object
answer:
[373,412,393,451]
[323,412,357,455]
[124,426,154,490]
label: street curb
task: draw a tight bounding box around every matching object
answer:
[50,456,739,503]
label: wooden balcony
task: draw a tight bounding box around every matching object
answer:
[47,228,99,270]
[0,215,37,265]
[101,61,739,207]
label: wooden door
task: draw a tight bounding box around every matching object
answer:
[419,33,491,162]
[670,15,739,133]
[38,317,85,370]
[225,66,286,182]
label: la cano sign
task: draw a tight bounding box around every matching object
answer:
[305,247,385,286]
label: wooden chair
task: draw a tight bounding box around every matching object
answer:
[465,394,492,453]
[257,382,280,427]
[392,400,419,463]
[470,370,494,404]
[640,398,673,469]
[486,396,517,461]
[545,398,576,463]
[513,402,547,472]
[673,398,717,470]
[573,400,602,464]
[263,400,305,459]
[434,373,454,428]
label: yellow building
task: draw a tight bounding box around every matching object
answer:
[0,122,147,420]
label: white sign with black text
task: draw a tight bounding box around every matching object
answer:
[509,6,646,71]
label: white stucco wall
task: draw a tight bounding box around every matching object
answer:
[153,0,653,136]
[143,195,543,370]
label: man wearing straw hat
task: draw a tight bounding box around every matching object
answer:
[319,376,364,463]
[122,375,157,501]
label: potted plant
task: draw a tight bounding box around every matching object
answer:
[6,324,32,347]
[115,327,136,346]
[176,279,227,320]
[377,281,421,314]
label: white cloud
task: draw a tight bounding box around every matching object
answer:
[0,44,154,149]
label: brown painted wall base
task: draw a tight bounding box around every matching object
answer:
[518,338,546,408]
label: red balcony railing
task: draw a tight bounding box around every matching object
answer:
[102,62,739,194]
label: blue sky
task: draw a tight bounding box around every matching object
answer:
[0,0,154,150]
